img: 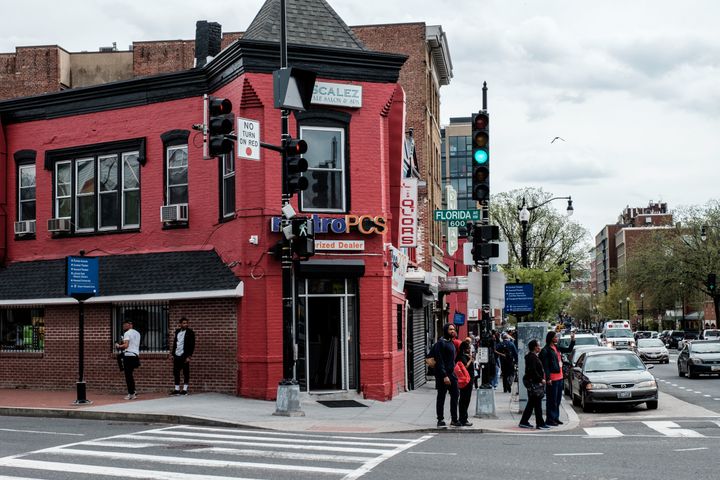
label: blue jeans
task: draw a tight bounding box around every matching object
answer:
[545,379,563,423]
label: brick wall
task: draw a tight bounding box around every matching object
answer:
[132,41,196,77]
[0,299,237,393]
[0,47,61,101]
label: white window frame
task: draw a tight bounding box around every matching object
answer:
[98,154,119,231]
[75,158,95,233]
[299,126,346,213]
[221,151,235,218]
[55,161,72,220]
[122,152,141,229]
[18,164,36,222]
[166,145,188,206]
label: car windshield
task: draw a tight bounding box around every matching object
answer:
[690,343,720,354]
[584,354,645,372]
[605,329,633,338]
[637,339,664,348]
[704,330,719,338]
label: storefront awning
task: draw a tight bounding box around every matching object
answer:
[295,259,365,278]
[0,250,242,305]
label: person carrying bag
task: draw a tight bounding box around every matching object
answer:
[518,339,550,430]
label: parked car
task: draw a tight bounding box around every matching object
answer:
[677,332,700,351]
[600,328,636,350]
[635,338,670,364]
[658,330,670,344]
[677,340,720,378]
[650,332,659,339]
[634,330,653,341]
[563,345,608,396]
[559,333,602,350]
[665,330,686,349]
[571,349,658,412]
[701,329,720,340]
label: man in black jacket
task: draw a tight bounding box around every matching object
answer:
[170,317,196,395]
[539,330,574,426]
[433,323,460,427]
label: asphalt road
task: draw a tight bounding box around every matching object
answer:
[653,350,720,413]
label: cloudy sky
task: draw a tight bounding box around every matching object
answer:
[2,0,718,236]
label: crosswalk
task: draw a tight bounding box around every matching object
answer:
[0,425,433,480]
[583,420,720,438]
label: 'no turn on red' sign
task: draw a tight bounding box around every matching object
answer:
[237,117,260,161]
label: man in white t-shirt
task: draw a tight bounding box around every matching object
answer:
[116,320,141,400]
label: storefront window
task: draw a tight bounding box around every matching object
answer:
[0,308,44,352]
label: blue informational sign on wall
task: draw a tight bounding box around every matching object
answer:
[453,311,466,326]
[505,283,534,314]
[67,256,99,297]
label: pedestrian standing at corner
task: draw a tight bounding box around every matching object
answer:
[170,317,195,396]
[539,330,574,426]
[519,339,549,430]
[433,323,461,427]
[116,320,141,400]
[457,338,474,427]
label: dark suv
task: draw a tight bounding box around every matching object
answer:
[665,330,686,349]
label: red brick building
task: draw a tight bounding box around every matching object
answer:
[0,0,437,401]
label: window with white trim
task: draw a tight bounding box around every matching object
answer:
[51,149,142,234]
[300,126,346,212]
[166,145,188,206]
[221,150,235,218]
[18,164,36,222]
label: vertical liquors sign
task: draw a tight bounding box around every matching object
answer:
[399,178,418,248]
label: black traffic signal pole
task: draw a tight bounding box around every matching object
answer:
[279,0,295,384]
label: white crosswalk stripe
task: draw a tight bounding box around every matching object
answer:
[583,420,719,438]
[0,425,434,480]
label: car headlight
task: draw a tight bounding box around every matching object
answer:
[586,383,609,390]
[689,357,703,364]
[636,380,656,388]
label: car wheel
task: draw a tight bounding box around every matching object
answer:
[582,393,593,413]
[646,400,658,410]
[678,365,685,377]
[572,393,581,407]
[688,367,698,379]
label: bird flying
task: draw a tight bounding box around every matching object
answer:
[551,136,566,143]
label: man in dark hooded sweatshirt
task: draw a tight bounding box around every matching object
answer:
[433,323,460,427]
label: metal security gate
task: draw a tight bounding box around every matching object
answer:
[407,306,429,390]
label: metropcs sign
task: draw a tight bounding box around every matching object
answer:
[271,214,386,235]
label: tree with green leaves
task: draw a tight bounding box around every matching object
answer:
[491,188,590,271]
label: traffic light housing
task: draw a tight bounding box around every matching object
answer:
[207,97,234,157]
[708,273,717,293]
[471,111,490,202]
[283,138,309,196]
[471,224,499,262]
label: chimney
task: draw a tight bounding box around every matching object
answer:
[195,20,222,68]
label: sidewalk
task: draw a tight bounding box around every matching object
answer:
[0,382,578,434]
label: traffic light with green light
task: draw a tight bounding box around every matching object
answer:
[708,273,717,293]
[471,111,490,202]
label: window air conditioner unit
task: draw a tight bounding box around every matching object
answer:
[160,204,189,223]
[47,218,72,232]
[14,220,36,235]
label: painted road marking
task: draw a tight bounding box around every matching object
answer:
[643,421,705,438]
[583,427,623,437]
[554,453,604,456]
[674,447,708,452]
[0,428,84,436]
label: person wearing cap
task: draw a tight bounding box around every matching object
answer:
[116,320,141,400]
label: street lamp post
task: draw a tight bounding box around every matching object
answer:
[626,296,631,324]
[517,196,574,268]
[618,299,623,319]
[640,293,645,330]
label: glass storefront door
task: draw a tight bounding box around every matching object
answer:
[295,278,357,392]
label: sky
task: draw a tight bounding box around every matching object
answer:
[2,0,719,237]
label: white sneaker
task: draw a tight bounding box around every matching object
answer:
[124,393,137,400]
